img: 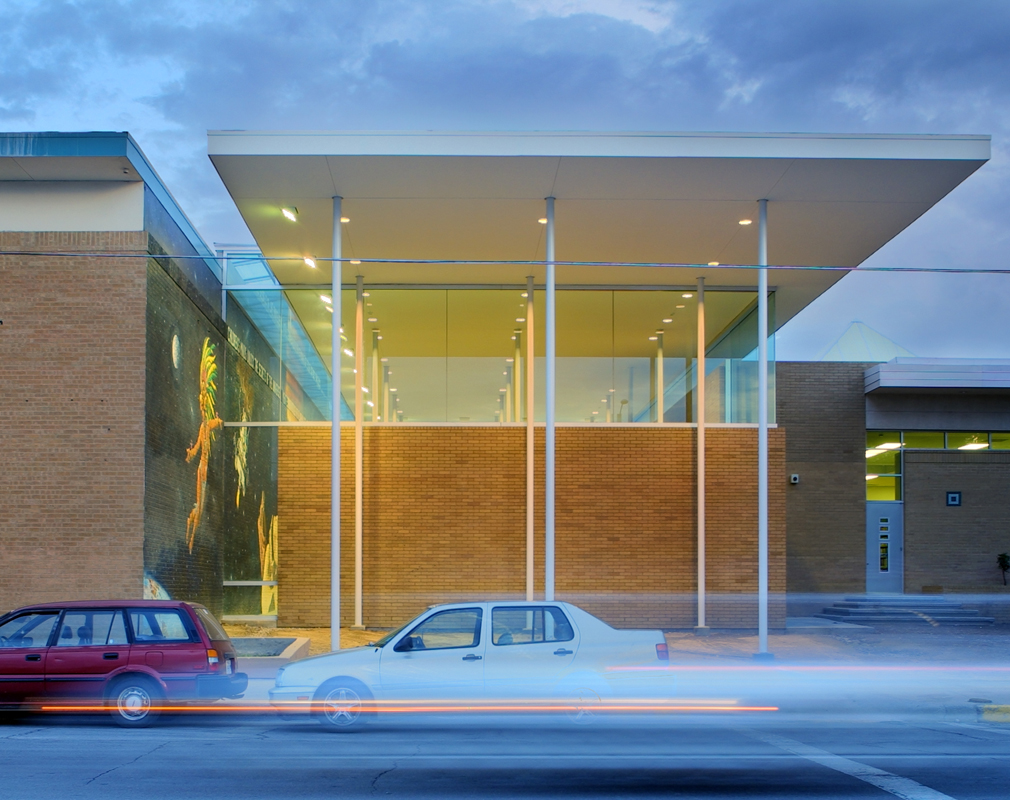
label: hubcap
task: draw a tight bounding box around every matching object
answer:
[322,687,362,725]
[118,686,152,721]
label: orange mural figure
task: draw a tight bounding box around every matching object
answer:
[186,338,223,553]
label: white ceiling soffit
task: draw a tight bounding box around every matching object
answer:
[208,131,989,328]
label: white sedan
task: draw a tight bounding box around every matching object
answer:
[270,601,671,731]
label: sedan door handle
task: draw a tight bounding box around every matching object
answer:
[103,652,119,660]
[461,654,482,661]
[25,654,41,662]
[553,648,573,656]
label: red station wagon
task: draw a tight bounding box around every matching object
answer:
[0,600,248,726]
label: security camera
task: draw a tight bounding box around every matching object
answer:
[789,474,800,485]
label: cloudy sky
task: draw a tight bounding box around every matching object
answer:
[3,0,1007,358]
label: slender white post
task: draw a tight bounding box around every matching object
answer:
[382,362,390,422]
[758,199,770,656]
[696,277,707,632]
[656,331,664,423]
[354,275,364,630]
[513,332,522,422]
[545,197,556,602]
[330,197,342,651]
[371,331,380,421]
[525,277,535,601]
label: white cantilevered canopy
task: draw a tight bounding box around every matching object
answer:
[209,130,989,325]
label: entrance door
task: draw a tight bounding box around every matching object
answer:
[866,502,904,593]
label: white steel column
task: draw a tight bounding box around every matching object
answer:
[757,199,770,656]
[353,275,364,630]
[370,331,381,420]
[513,331,522,422]
[655,331,664,422]
[525,277,535,601]
[696,277,708,632]
[330,197,342,651]
[545,197,556,602]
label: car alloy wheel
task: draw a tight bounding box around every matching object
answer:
[109,677,162,728]
[314,680,370,732]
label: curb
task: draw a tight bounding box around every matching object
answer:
[236,637,311,679]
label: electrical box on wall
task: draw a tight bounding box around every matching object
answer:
[790,474,800,485]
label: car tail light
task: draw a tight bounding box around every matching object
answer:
[656,643,669,661]
[207,649,220,670]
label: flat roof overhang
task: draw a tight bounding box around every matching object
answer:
[208,130,990,329]
[866,359,1010,394]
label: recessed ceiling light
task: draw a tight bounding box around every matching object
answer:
[338,327,344,334]
[511,335,517,340]
[366,400,374,407]
[281,207,298,222]
[648,335,658,341]
[304,257,316,268]
[362,292,370,297]
[500,388,507,393]
[362,387,369,393]
[320,294,332,303]
[381,357,388,363]
[340,216,350,223]
[521,292,528,298]
[377,335,383,340]
[682,293,693,298]
[325,306,333,314]
[676,304,685,309]
[538,218,548,224]
[350,259,361,265]
[662,318,673,324]
[505,358,514,363]
[390,388,397,393]
[368,317,378,323]
[516,317,526,323]
[343,348,353,357]
[739,219,752,225]
[708,261,719,266]
[592,411,599,415]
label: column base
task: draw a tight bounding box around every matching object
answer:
[752,651,775,662]
[349,625,366,631]
[693,626,712,636]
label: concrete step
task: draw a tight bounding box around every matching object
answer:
[824,606,981,617]
[815,612,994,625]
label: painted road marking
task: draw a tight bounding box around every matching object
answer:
[742,729,955,800]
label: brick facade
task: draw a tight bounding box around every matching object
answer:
[777,362,869,594]
[904,450,1010,593]
[277,425,786,630]
[0,232,148,611]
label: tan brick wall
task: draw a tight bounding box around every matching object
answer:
[904,451,1010,592]
[0,231,148,611]
[277,425,785,630]
[777,362,869,593]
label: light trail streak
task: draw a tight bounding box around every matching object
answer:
[37,702,778,714]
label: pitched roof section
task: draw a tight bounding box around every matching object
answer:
[820,321,916,362]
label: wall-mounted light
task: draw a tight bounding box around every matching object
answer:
[281,207,298,222]
[304,257,316,268]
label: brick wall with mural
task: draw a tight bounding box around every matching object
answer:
[0,231,148,610]
[277,426,785,630]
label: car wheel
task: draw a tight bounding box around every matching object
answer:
[108,676,163,728]
[313,679,371,732]
[561,686,602,725]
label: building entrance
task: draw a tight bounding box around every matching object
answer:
[866,502,904,593]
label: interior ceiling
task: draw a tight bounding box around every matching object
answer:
[209,131,989,340]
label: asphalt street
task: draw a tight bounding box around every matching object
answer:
[3,712,1010,799]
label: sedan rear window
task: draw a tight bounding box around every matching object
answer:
[492,607,574,645]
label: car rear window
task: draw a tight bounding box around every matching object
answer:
[492,606,574,645]
[193,606,230,641]
[128,609,195,643]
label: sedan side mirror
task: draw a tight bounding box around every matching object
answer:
[394,636,413,653]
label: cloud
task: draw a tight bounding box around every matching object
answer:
[2,0,1008,355]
